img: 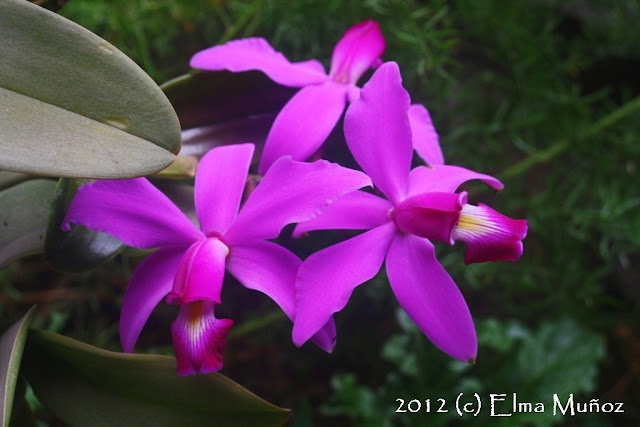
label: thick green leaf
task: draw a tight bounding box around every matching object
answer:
[0,180,56,268]
[0,172,30,192]
[162,71,296,158]
[0,307,36,427]
[22,330,290,427]
[0,0,180,178]
[7,378,36,427]
[44,178,124,272]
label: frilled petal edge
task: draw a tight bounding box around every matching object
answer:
[171,301,233,375]
[452,203,528,264]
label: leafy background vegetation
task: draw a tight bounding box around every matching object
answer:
[3,0,639,425]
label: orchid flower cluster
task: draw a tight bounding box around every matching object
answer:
[63,20,527,375]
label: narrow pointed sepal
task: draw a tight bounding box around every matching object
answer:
[171,301,233,376]
[452,203,528,264]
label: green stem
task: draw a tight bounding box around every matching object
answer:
[501,95,640,179]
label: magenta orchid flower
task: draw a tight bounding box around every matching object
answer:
[63,144,370,375]
[190,19,385,174]
[292,62,527,362]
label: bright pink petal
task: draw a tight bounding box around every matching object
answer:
[344,62,412,205]
[386,234,477,362]
[311,317,337,353]
[452,203,528,264]
[190,38,329,87]
[292,222,397,347]
[258,82,347,174]
[407,165,504,197]
[171,301,233,375]
[393,192,466,243]
[225,157,371,244]
[166,237,228,305]
[195,144,253,235]
[329,19,385,85]
[226,239,336,352]
[63,178,203,249]
[408,104,444,166]
[293,190,392,237]
[226,240,298,318]
[120,246,185,352]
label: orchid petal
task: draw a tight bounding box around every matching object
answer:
[226,240,298,318]
[63,178,203,249]
[407,165,504,197]
[311,317,337,354]
[408,104,444,166]
[190,37,329,87]
[195,144,253,235]
[393,191,466,244]
[258,82,347,174]
[226,239,336,352]
[171,301,233,375]
[329,19,385,85]
[386,234,477,362]
[293,190,392,237]
[120,246,185,352]
[166,237,228,305]
[344,62,412,205]
[225,157,371,245]
[292,222,397,347]
[452,203,528,264]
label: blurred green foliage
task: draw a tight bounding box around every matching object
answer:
[1,0,638,425]
[323,312,606,426]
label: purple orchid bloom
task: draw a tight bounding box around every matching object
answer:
[292,62,527,362]
[190,19,385,174]
[63,143,370,375]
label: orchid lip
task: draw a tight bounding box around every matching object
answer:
[392,191,467,244]
[205,230,225,241]
[166,237,229,305]
[452,203,528,264]
[171,301,233,375]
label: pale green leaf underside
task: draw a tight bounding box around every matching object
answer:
[0,88,176,178]
[0,0,180,178]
